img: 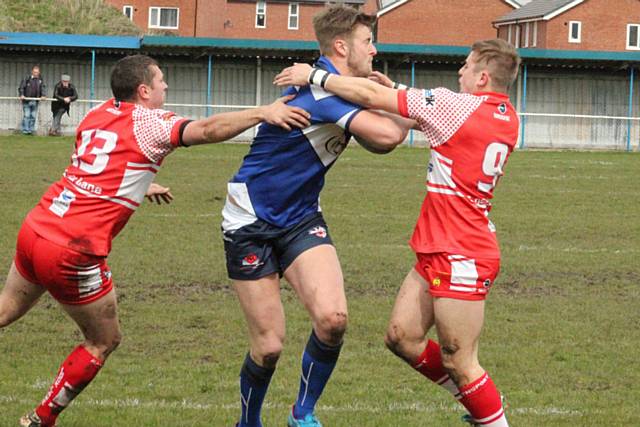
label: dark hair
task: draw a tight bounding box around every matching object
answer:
[110,55,159,102]
[313,5,376,55]
[471,39,521,91]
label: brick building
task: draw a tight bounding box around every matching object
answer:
[494,0,640,51]
[375,0,520,45]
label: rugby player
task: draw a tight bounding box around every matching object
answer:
[0,54,309,427]
[275,38,520,426]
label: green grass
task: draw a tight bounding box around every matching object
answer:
[0,135,639,426]
[0,0,139,35]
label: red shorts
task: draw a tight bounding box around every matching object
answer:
[14,222,113,305]
[415,253,500,301]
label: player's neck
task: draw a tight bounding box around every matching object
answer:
[323,55,354,77]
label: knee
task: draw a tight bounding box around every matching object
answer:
[384,322,406,356]
[316,310,348,345]
[254,333,285,368]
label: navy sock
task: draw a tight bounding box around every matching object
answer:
[238,352,275,427]
[293,330,343,419]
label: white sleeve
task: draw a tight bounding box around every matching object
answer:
[405,88,484,148]
[132,106,186,163]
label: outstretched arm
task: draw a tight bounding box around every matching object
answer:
[181,95,310,146]
[274,64,401,116]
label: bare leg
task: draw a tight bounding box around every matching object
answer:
[0,262,46,328]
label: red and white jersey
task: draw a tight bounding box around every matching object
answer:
[398,88,519,259]
[25,98,188,256]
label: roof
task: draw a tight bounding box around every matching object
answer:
[494,0,584,24]
[0,32,140,49]
[379,0,521,18]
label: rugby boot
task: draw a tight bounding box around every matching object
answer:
[287,407,323,427]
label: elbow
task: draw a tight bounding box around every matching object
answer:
[378,127,407,147]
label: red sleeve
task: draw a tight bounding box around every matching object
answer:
[397,90,409,118]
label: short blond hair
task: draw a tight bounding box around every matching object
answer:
[471,39,521,91]
[313,4,376,55]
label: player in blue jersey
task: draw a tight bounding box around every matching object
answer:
[223,5,415,427]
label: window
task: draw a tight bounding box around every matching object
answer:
[532,21,538,47]
[123,5,133,20]
[627,24,640,50]
[149,7,179,29]
[288,3,299,30]
[568,21,581,43]
[514,25,521,48]
[256,1,266,28]
[524,22,530,47]
[507,25,512,44]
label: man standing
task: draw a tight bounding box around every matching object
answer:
[18,65,47,135]
[1,54,309,427]
[49,74,78,136]
[275,38,520,426]
[224,5,414,427]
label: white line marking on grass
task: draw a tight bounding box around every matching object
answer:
[517,244,637,254]
[0,395,584,417]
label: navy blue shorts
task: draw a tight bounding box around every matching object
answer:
[223,212,334,281]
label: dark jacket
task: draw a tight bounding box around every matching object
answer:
[18,75,46,100]
[51,82,78,114]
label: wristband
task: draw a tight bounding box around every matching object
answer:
[392,82,408,90]
[308,68,332,88]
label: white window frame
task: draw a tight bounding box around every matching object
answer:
[627,24,640,50]
[123,5,133,20]
[514,25,521,48]
[507,25,512,44]
[568,20,581,43]
[288,3,299,30]
[148,7,179,30]
[524,22,530,47]
[532,21,538,47]
[256,1,267,28]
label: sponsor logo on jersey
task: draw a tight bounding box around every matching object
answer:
[49,188,76,218]
[483,279,492,288]
[432,277,441,287]
[106,107,122,116]
[308,226,327,238]
[325,135,347,156]
[423,90,435,107]
[493,104,510,122]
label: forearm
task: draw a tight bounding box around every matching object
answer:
[324,75,383,108]
[186,107,265,146]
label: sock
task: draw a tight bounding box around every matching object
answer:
[293,330,342,419]
[35,345,103,426]
[238,352,275,427]
[412,339,461,398]
[458,372,509,426]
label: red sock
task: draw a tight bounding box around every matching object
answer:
[458,372,508,426]
[35,345,103,426]
[412,340,460,397]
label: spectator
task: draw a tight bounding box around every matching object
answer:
[49,74,78,136]
[18,65,47,135]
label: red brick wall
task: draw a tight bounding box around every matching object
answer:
[106,0,196,36]
[196,1,325,39]
[544,0,640,51]
[376,0,515,46]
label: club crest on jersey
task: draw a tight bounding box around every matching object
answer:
[308,226,327,238]
[241,253,262,268]
[423,90,435,107]
[498,103,507,114]
[432,277,441,287]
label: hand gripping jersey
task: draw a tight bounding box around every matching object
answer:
[398,88,519,259]
[222,56,362,231]
[25,99,188,256]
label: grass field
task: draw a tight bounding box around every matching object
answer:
[0,135,639,426]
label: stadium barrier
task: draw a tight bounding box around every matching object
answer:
[2,96,639,151]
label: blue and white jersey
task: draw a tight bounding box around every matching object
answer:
[222,56,362,231]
